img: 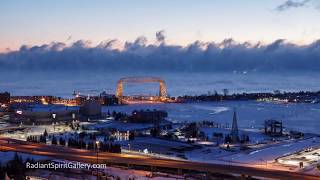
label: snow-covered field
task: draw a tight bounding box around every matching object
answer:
[277,146,320,167]
[84,121,155,131]
[219,137,320,167]
[200,127,270,143]
[119,137,194,156]
[1,124,73,140]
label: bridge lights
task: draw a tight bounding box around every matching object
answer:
[116,77,168,103]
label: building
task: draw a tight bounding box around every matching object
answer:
[10,95,54,104]
[11,105,79,125]
[230,110,239,143]
[100,92,119,105]
[79,100,102,118]
[74,91,119,106]
[74,95,88,105]
[264,119,283,136]
[130,109,167,123]
[0,92,10,104]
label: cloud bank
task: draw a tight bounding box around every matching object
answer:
[1,32,320,72]
[276,0,311,11]
[275,0,320,12]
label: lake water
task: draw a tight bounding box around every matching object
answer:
[1,71,320,97]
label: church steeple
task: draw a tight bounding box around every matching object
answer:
[231,108,239,143]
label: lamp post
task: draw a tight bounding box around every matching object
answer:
[95,141,99,180]
[52,113,56,131]
[72,113,76,131]
[72,113,75,125]
[96,141,99,163]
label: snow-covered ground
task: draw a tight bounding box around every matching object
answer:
[104,101,320,134]
[1,124,74,140]
[218,137,320,169]
[119,137,194,157]
[185,145,234,163]
[277,146,320,167]
[200,126,271,144]
[83,120,154,131]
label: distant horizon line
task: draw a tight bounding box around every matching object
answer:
[1,37,319,53]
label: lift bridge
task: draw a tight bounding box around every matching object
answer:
[116,77,167,104]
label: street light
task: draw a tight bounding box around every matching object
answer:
[96,141,100,163]
[95,141,100,180]
[52,113,57,131]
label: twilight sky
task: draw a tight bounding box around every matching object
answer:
[1,0,320,52]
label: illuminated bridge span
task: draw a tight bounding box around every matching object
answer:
[116,77,167,103]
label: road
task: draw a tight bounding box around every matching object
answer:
[0,137,319,180]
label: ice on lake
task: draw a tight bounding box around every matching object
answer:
[104,101,320,134]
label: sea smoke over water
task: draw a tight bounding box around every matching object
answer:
[1,32,320,72]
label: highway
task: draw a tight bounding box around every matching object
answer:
[0,137,319,180]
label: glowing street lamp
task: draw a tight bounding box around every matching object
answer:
[95,141,100,179]
[95,141,100,163]
[52,113,57,130]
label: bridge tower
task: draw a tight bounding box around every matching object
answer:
[116,81,123,97]
[115,77,168,103]
[159,81,167,99]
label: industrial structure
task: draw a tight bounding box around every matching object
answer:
[116,77,168,104]
[79,99,102,119]
[264,119,283,136]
